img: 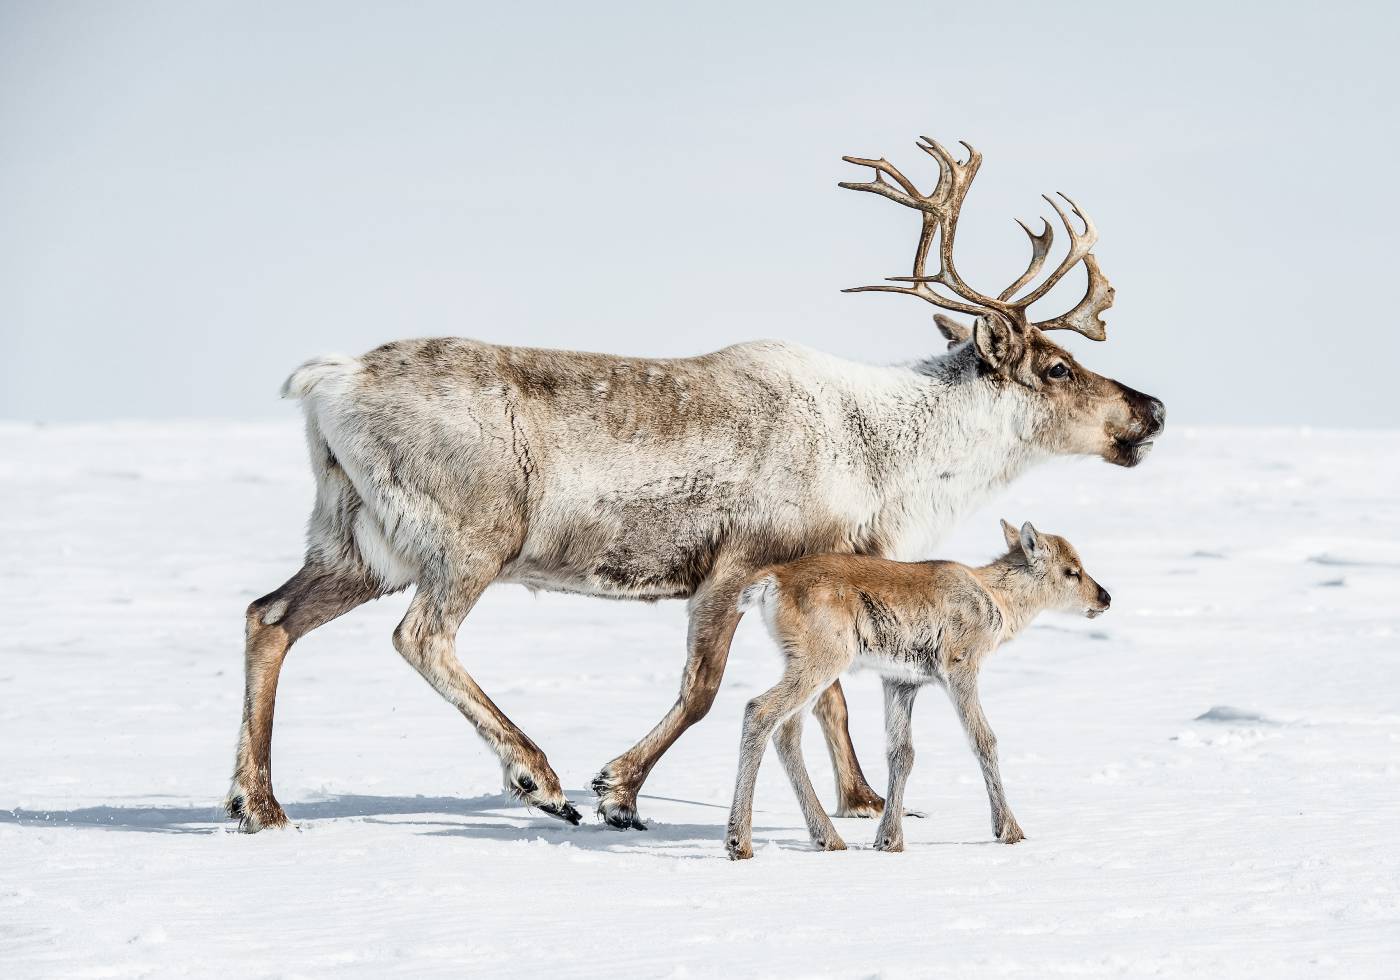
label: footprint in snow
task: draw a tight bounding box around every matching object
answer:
[1308,553,1400,570]
[1194,705,1279,725]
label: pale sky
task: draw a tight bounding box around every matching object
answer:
[2,0,1396,426]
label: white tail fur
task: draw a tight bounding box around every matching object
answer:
[737,574,778,614]
[281,354,360,400]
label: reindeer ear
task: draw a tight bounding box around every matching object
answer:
[972,313,1020,370]
[934,314,972,350]
[1000,519,1021,552]
[1019,521,1047,561]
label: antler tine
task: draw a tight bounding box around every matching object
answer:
[840,282,991,317]
[1009,192,1099,308]
[998,218,1054,301]
[914,137,983,207]
[1032,253,1114,341]
[838,156,928,210]
[914,138,953,201]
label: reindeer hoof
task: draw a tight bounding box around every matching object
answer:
[816,836,848,852]
[592,767,647,831]
[538,800,583,826]
[833,796,885,819]
[726,836,753,861]
[600,805,647,832]
[874,835,904,852]
[225,790,288,833]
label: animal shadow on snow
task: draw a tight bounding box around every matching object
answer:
[0,791,786,853]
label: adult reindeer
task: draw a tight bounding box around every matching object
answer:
[227,135,1164,832]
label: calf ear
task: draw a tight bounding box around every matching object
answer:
[972,313,1020,371]
[934,314,971,350]
[1019,521,1048,561]
[1000,518,1021,552]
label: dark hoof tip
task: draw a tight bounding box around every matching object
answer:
[226,796,246,820]
[603,810,644,831]
[518,775,538,793]
[537,800,582,826]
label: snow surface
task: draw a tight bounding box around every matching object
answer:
[2,422,1398,977]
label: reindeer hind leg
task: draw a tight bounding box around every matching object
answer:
[228,563,381,832]
[390,556,579,825]
[813,680,886,818]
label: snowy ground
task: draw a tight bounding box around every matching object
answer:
[2,421,1398,977]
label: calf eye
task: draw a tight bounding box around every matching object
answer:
[1064,568,1080,579]
[1046,363,1070,380]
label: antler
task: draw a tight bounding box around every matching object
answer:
[840,137,1114,341]
[839,138,1012,318]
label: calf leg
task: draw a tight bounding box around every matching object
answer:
[228,564,380,832]
[593,565,749,830]
[772,713,845,852]
[393,565,580,825]
[813,680,886,817]
[874,679,919,852]
[725,677,821,860]
[947,674,1024,843]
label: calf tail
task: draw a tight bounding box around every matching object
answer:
[736,572,779,614]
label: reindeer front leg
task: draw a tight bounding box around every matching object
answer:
[593,561,750,830]
[947,671,1024,844]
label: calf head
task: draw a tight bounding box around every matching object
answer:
[1000,519,1111,618]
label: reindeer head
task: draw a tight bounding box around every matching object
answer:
[999,519,1111,619]
[842,137,1165,467]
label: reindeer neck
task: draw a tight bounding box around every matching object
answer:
[863,347,1047,559]
[974,554,1049,640]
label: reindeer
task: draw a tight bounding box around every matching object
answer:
[227,135,1164,833]
[724,520,1111,859]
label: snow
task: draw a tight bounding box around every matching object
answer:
[2,422,1397,977]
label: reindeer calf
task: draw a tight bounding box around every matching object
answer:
[725,520,1111,860]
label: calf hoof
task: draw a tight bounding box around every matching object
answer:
[874,834,904,853]
[997,817,1026,845]
[814,836,848,852]
[726,835,754,861]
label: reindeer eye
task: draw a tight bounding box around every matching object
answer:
[1046,363,1070,380]
[1064,567,1080,579]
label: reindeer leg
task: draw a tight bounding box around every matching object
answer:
[947,671,1024,844]
[773,713,846,852]
[725,678,820,860]
[228,564,380,832]
[593,563,749,830]
[392,562,580,825]
[874,679,919,852]
[812,680,886,818]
